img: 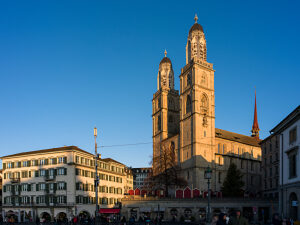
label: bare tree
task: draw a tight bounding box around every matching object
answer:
[145,142,187,197]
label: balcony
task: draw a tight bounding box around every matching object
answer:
[45,175,55,181]
[10,178,20,183]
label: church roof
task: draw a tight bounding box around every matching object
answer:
[189,23,204,34]
[215,128,261,147]
[159,57,172,65]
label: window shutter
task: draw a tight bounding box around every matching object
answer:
[27,161,31,167]
[4,173,6,179]
[54,196,57,204]
[35,160,38,166]
[28,184,31,191]
[45,195,49,205]
[29,171,31,177]
[75,168,79,175]
[35,171,39,177]
[11,162,14,168]
[3,163,6,170]
[63,157,67,164]
[3,185,6,192]
[4,197,6,204]
[54,183,57,191]
[54,158,57,164]
[76,182,79,190]
[18,162,21,168]
[64,168,67,175]
[45,159,48,165]
[36,184,39,191]
[64,196,67,203]
[46,183,49,192]
[36,196,39,204]
[64,182,67,190]
[76,196,79,204]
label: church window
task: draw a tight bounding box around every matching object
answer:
[186,95,192,114]
[223,144,226,154]
[168,98,174,110]
[201,73,207,86]
[157,116,161,131]
[204,131,206,137]
[187,72,192,86]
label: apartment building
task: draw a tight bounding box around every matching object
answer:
[1,146,133,222]
[260,134,280,199]
[132,167,152,189]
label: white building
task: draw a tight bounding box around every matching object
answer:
[270,105,300,220]
[1,146,133,222]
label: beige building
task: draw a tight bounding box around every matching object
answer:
[1,146,133,221]
[152,15,262,195]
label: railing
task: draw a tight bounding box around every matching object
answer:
[10,177,20,183]
[45,175,55,181]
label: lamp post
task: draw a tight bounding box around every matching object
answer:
[94,127,100,223]
[204,166,212,224]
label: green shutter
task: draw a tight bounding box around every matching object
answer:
[45,195,49,205]
[3,185,6,192]
[36,184,39,191]
[27,161,31,167]
[35,160,38,166]
[63,157,67,164]
[76,183,79,190]
[54,158,57,164]
[36,196,39,204]
[29,171,31,177]
[64,182,67,190]
[53,183,57,191]
[54,169,57,176]
[45,159,48,165]
[18,162,21,168]
[54,196,57,204]
[64,168,67,175]
[45,170,49,177]
[35,171,39,177]
[76,196,79,204]
[28,184,31,191]
[75,168,79,175]
[4,173,6,179]
[3,163,6,170]
[64,196,67,203]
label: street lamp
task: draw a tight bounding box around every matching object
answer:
[94,127,100,223]
[204,166,212,223]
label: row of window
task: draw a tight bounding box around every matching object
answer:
[4,195,67,205]
[3,182,67,192]
[217,144,255,157]
[263,153,279,166]
[3,168,67,179]
[4,157,67,169]
[76,196,121,205]
[75,156,124,174]
[75,168,123,183]
[76,182,123,194]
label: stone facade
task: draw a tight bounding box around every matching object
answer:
[270,106,300,220]
[1,146,133,221]
[152,16,262,195]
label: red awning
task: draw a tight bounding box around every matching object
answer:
[99,208,120,214]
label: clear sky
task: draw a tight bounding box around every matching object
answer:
[0,0,299,168]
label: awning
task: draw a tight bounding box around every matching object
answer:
[99,208,120,214]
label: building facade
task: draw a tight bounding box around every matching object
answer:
[132,168,152,189]
[260,134,280,199]
[270,106,300,220]
[1,146,133,222]
[152,15,262,195]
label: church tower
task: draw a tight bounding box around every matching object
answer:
[179,15,216,188]
[251,90,260,139]
[152,51,180,175]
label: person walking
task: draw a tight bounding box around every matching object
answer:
[217,213,227,225]
[228,210,249,225]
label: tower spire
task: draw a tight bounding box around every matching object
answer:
[164,49,167,57]
[251,89,260,139]
[194,14,198,23]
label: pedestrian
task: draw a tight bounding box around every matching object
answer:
[217,213,227,225]
[272,214,281,225]
[228,210,248,225]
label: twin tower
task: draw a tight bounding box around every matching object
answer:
[152,15,216,177]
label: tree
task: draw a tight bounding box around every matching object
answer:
[145,142,187,197]
[221,163,244,197]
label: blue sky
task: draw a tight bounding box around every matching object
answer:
[0,0,299,167]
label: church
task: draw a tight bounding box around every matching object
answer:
[152,15,262,195]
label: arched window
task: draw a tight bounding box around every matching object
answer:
[186,95,192,114]
[168,98,174,110]
[157,116,161,131]
[201,73,207,86]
